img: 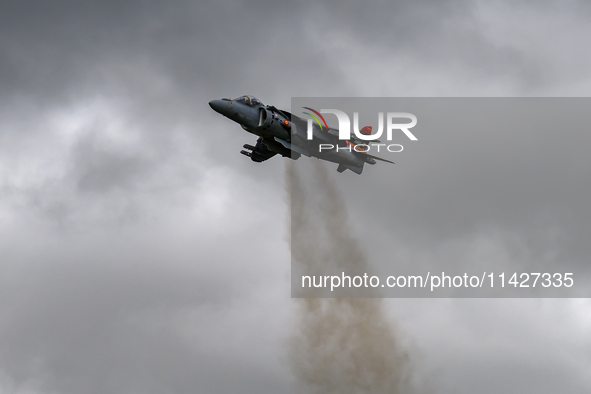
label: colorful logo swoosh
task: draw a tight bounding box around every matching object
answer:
[302,107,329,131]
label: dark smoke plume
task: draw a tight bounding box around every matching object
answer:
[287,160,417,394]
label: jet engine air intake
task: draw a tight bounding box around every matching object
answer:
[258,107,272,129]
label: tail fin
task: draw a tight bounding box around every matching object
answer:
[351,126,381,143]
[359,126,372,135]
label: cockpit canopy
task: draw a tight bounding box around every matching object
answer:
[234,95,263,106]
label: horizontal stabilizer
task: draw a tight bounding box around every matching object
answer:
[336,163,364,174]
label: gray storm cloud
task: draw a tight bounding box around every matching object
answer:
[1,0,591,393]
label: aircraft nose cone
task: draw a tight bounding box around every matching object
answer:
[209,99,225,114]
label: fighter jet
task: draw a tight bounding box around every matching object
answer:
[208,95,394,174]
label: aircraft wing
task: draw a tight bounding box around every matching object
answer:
[358,151,395,164]
[274,137,312,157]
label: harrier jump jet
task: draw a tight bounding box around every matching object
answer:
[209,95,393,174]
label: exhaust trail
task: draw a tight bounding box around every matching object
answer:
[286,160,417,394]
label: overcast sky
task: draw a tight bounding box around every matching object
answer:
[1,1,591,393]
